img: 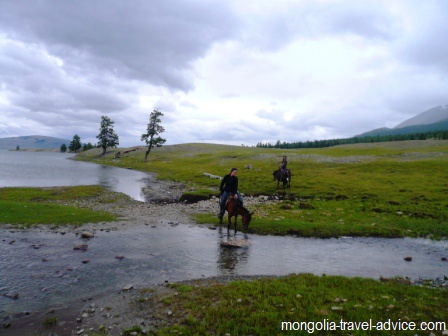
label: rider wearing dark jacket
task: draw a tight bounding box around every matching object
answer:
[220,171,238,194]
[218,168,243,220]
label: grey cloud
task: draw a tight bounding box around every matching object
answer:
[173,117,279,145]
[241,2,397,51]
[0,38,129,115]
[323,3,398,40]
[255,108,284,123]
[396,2,448,74]
[0,0,240,91]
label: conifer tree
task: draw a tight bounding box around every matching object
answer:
[96,116,119,155]
[68,134,82,152]
[141,109,166,161]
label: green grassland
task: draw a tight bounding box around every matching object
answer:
[75,140,448,239]
[0,185,119,227]
[114,274,447,336]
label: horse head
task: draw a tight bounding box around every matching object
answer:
[273,170,279,181]
[242,209,252,231]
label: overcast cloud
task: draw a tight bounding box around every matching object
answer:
[1,0,447,147]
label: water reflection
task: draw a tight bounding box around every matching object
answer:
[217,229,250,274]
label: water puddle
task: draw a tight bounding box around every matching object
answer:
[1,223,447,317]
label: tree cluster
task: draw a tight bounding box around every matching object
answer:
[66,110,166,159]
[256,130,448,149]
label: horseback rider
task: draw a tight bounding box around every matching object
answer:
[279,155,288,176]
[218,168,243,220]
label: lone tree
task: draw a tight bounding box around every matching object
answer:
[141,109,166,161]
[60,143,67,152]
[68,134,82,152]
[97,115,119,155]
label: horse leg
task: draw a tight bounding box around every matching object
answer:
[227,214,232,234]
[234,214,238,233]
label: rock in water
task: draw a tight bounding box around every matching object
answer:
[81,231,94,239]
[122,284,133,291]
[74,244,88,251]
[220,239,251,248]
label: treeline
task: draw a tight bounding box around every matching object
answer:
[256,130,448,149]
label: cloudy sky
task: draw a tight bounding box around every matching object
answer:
[1,0,447,147]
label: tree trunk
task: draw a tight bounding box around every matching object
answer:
[144,143,152,161]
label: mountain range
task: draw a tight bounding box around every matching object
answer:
[0,135,70,150]
[356,105,448,137]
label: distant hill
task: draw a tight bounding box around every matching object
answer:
[394,105,448,128]
[357,105,448,137]
[0,135,70,150]
[356,119,448,137]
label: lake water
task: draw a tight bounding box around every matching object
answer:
[0,150,150,201]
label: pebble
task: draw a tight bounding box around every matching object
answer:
[81,231,94,239]
[3,292,19,300]
[411,277,448,288]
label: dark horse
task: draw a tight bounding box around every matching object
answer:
[219,196,252,233]
[273,169,291,188]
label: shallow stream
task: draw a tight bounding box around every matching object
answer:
[1,222,447,318]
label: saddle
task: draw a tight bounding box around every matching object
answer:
[225,193,237,206]
[225,193,244,209]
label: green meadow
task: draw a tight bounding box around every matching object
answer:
[0,185,119,227]
[75,140,448,239]
[140,274,448,336]
[83,274,448,336]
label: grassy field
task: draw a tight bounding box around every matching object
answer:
[75,140,448,239]
[0,185,119,227]
[110,274,447,336]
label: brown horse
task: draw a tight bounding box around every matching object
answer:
[220,196,252,233]
[273,169,291,189]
